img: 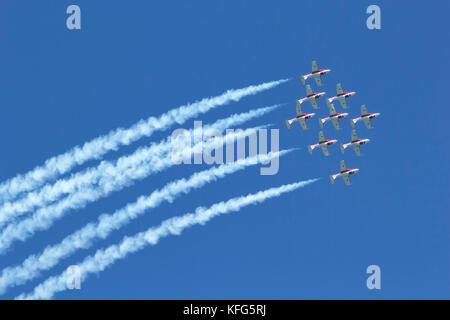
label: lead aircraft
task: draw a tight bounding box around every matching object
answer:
[330,160,359,186]
[301,60,331,86]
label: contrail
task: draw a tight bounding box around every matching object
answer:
[0,79,289,203]
[0,105,280,229]
[0,150,293,294]
[0,112,273,253]
[16,178,318,300]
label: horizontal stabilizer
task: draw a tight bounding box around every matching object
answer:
[318,118,324,128]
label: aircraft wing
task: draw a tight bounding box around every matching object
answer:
[343,174,351,186]
[296,101,303,115]
[332,117,340,130]
[339,96,348,109]
[326,100,336,114]
[340,160,347,171]
[318,131,326,142]
[306,85,313,96]
[336,83,343,95]
[321,144,329,156]
[299,118,307,130]
[310,98,319,109]
[312,60,318,72]
[313,74,323,86]
[361,105,368,116]
[353,144,361,156]
[363,117,372,129]
[351,130,358,141]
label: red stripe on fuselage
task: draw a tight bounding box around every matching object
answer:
[293,113,314,119]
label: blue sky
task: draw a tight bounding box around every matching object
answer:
[0,0,448,299]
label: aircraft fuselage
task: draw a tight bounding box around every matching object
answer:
[347,138,370,147]
[305,69,331,77]
[305,92,325,100]
[328,112,349,120]
[361,112,380,120]
[318,139,338,146]
[288,112,315,122]
[336,168,359,177]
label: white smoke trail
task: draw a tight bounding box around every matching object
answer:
[0,105,279,229]
[0,117,271,254]
[17,178,318,300]
[0,150,294,294]
[0,79,289,203]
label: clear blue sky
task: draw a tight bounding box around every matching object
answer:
[0,1,448,299]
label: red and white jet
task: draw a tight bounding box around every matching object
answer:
[298,85,326,110]
[301,60,331,86]
[327,83,356,109]
[350,105,380,129]
[341,130,370,156]
[319,100,349,130]
[330,160,359,186]
[308,131,337,156]
[286,101,315,130]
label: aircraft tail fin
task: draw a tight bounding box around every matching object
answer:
[340,144,345,154]
[286,120,291,129]
[301,76,306,85]
[329,175,335,184]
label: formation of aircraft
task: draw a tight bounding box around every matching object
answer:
[318,100,349,130]
[286,101,315,130]
[329,160,359,186]
[350,105,381,129]
[308,131,337,156]
[285,60,381,185]
[327,83,356,109]
[297,85,325,109]
[340,130,370,156]
[300,60,331,86]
